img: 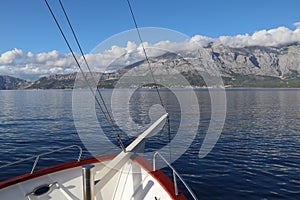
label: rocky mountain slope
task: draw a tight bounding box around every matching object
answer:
[204,43,300,79]
[1,43,300,89]
[0,75,31,90]
[109,43,300,87]
[27,73,77,89]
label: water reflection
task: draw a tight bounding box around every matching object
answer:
[0,89,299,199]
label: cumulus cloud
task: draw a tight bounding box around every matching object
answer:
[213,23,300,48]
[26,52,34,58]
[0,48,23,65]
[0,50,78,80]
[36,50,60,63]
[1,23,300,80]
[294,22,300,29]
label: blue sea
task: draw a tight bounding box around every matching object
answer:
[0,89,299,199]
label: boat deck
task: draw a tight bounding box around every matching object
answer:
[0,154,186,200]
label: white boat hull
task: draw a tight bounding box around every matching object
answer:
[0,154,186,200]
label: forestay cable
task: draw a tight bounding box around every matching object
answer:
[44,0,126,152]
[126,0,165,107]
[126,0,172,156]
[57,0,125,151]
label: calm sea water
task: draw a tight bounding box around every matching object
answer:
[0,89,299,199]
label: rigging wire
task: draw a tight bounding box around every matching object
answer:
[126,0,165,107]
[58,0,111,120]
[44,0,126,152]
[126,0,172,159]
[57,0,125,152]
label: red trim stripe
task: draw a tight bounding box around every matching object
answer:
[133,155,186,200]
[0,154,116,190]
[0,154,187,199]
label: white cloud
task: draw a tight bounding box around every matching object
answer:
[49,67,63,74]
[190,35,214,47]
[1,23,300,80]
[26,52,34,58]
[294,22,300,29]
[213,23,300,48]
[0,48,23,65]
[0,50,78,80]
[36,50,60,63]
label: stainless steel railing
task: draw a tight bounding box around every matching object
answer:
[153,151,198,200]
[0,145,82,174]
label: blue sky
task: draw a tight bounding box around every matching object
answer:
[0,0,300,80]
[1,0,299,54]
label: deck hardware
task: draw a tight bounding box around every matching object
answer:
[26,182,58,197]
[153,152,198,199]
[82,164,95,200]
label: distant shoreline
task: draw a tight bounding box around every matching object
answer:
[1,87,300,91]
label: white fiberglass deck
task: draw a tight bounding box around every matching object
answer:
[0,156,179,200]
[0,114,193,200]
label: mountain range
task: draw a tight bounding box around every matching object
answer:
[1,43,300,89]
[0,75,31,90]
